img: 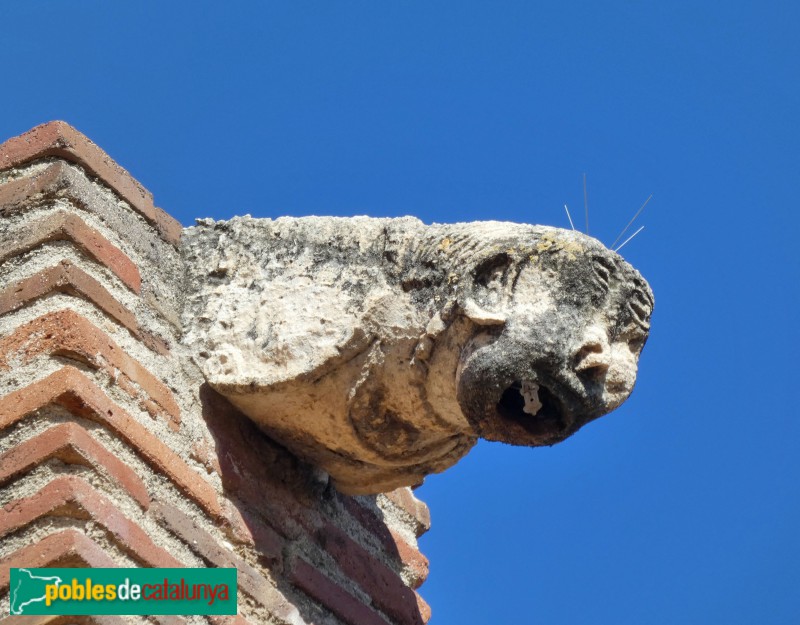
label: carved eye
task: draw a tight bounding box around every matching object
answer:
[613,292,651,353]
[580,256,615,304]
[591,257,614,294]
[615,319,648,353]
[474,253,512,289]
[626,293,653,335]
[624,331,647,353]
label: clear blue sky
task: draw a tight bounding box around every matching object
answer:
[3,2,799,623]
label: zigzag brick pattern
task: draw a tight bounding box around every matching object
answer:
[0,309,179,426]
[0,209,141,293]
[0,122,181,244]
[0,122,433,625]
[0,262,167,355]
[0,422,150,509]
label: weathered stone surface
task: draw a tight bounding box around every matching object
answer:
[182,216,654,494]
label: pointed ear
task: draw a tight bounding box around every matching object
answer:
[462,252,514,326]
[462,299,507,326]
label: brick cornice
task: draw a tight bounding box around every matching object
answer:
[0,529,117,590]
[315,521,426,625]
[290,557,393,625]
[0,366,221,519]
[0,475,183,568]
[0,209,141,293]
[0,121,433,625]
[0,309,179,427]
[152,501,282,607]
[0,260,162,350]
[0,422,150,509]
[383,489,431,537]
[0,259,134,323]
[0,122,181,245]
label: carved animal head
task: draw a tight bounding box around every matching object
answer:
[439,227,652,447]
[182,217,653,493]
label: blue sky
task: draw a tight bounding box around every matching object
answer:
[2,2,799,623]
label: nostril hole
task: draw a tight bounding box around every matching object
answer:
[577,364,607,383]
[497,382,527,420]
[575,343,603,370]
[496,381,565,436]
[575,343,603,361]
[574,344,609,383]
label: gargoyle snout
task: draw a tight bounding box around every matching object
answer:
[569,322,642,416]
[573,326,611,383]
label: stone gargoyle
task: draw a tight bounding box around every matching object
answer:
[181,217,653,494]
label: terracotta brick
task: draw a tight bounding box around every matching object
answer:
[316,521,425,625]
[0,309,179,428]
[384,488,431,537]
[0,259,134,328]
[114,373,141,400]
[0,366,222,520]
[140,396,168,423]
[155,513,298,625]
[0,529,118,590]
[337,494,429,587]
[0,121,181,244]
[289,558,392,625]
[200,385,323,539]
[152,502,280,606]
[0,260,168,356]
[222,501,285,564]
[208,595,303,625]
[416,593,431,624]
[0,161,183,331]
[0,421,150,509]
[389,529,430,590]
[138,328,171,357]
[0,209,141,293]
[0,476,183,569]
[190,437,222,475]
[337,493,397,552]
[0,160,73,216]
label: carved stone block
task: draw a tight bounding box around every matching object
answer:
[182,216,653,494]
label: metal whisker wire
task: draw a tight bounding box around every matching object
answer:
[614,225,645,252]
[564,204,576,230]
[610,194,652,250]
[561,177,652,254]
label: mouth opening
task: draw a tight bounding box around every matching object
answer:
[496,380,567,438]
